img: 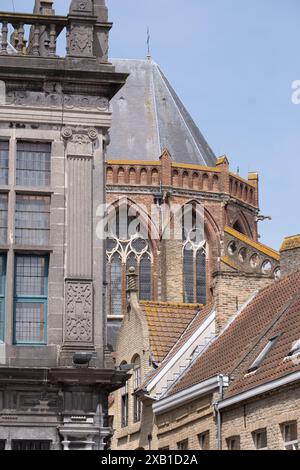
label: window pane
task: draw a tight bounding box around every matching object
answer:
[12,440,51,451]
[199,431,210,450]
[14,255,48,345]
[15,256,47,296]
[15,195,50,245]
[196,250,206,304]
[0,194,8,244]
[177,439,188,450]
[16,141,51,187]
[139,255,151,300]
[0,440,5,450]
[184,246,194,303]
[0,141,9,185]
[111,255,122,316]
[15,302,46,343]
[0,255,6,342]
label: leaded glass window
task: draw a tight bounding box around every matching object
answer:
[15,195,50,245]
[0,255,6,342]
[0,141,9,185]
[182,203,207,304]
[16,141,51,187]
[0,194,8,244]
[14,255,48,345]
[106,207,153,316]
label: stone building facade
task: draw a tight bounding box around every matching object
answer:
[0,0,129,450]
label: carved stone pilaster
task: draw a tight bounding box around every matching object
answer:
[62,126,99,157]
[64,280,94,349]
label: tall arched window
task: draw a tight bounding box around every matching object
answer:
[106,206,153,316]
[182,202,207,305]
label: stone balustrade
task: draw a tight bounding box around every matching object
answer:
[0,12,67,57]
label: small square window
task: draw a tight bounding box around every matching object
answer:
[281,422,298,450]
[226,436,240,450]
[198,431,210,450]
[252,429,267,450]
[177,439,188,451]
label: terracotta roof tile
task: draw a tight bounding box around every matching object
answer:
[169,271,300,397]
[140,301,202,363]
[141,304,215,389]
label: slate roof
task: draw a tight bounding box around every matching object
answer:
[140,301,202,364]
[168,271,300,398]
[107,58,216,166]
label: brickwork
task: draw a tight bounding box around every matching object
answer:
[213,272,274,331]
[222,384,300,450]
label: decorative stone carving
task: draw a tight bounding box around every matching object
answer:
[6,90,109,110]
[69,24,93,57]
[61,127,73,140]
[64,281,93,345]
[87,127,98,141]
[69,0,93,15]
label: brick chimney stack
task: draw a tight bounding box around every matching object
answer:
[280,235,300,277]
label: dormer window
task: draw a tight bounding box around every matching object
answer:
[287,339,300,358]
[248,335,280,373]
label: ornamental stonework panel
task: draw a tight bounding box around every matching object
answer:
[64,281,93,346]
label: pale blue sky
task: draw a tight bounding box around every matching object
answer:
[7,0,300,249]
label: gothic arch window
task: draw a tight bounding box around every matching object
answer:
[182,202,207,305]
[106,206,153,316]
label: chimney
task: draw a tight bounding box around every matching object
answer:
[280,235,300,277]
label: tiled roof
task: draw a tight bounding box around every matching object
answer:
[280,234,300,252]
[225,226,280,261]
[141,304,215,389]
[169,271,300,397]
[140,301,202,364]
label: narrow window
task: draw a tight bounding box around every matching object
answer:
[139,255,151,300]
[121,382,129,428]
[110,254,122,316]
[16,141,51,187]
[196,249,206,304]
[133,356,142,423]
[14,255,48,345]
[11,440,51,451]
[0,141,9,185]
[252,429,267,450]
[183,245,194,303]
[198,431,210,450]
[0,255,7,342]
[177,439,189,450]
[248,336,280,373]
[281,422,298,450]
[226,436,241,450]
[0,440,5,450]
[0,194,8,244]
[15,195,50,246]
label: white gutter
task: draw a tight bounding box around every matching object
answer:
[218,371,300,410]
[153,375,228,415]
[146,310,215,393]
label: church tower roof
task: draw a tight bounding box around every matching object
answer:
[107,58,216,166]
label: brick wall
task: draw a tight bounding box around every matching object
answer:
[222,383,300,450]
[213,272,274,331]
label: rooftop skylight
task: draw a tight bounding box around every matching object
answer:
[248,335,280,373]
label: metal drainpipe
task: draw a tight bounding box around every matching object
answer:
[215,375,228,451]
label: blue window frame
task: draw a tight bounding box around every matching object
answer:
[0,255,6,342]
[14,255,48,345]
